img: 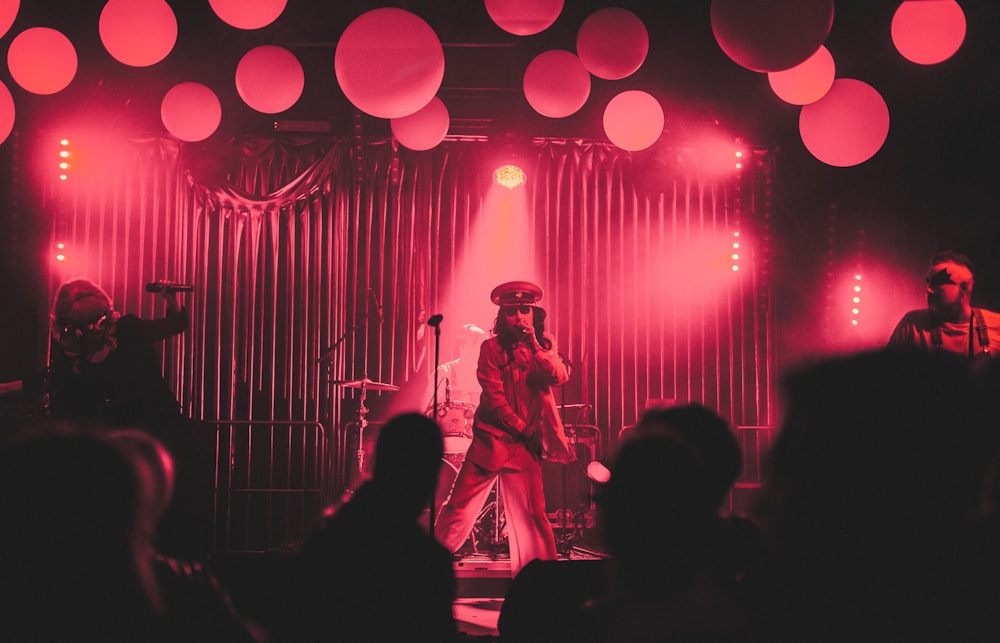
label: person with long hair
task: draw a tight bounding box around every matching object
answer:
[433,280,574,575]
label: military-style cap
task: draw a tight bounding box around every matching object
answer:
[490,280,543,306]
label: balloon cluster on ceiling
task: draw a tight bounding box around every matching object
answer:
[711,0,966,167]
[0,0,970,167]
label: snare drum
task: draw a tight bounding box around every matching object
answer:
[428,401,476,455]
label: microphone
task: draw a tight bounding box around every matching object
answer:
[428,314,443,327]
[145,281,194,293]
[368,287,383,323]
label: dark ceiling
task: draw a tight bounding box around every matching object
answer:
[5,1,1000,297]
[9,1,997,147]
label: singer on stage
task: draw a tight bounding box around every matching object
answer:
[42,278,210,557]
[434,280,574,575]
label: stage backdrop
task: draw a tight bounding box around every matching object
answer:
[41,134,775,495]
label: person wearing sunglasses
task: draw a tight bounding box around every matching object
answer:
[42,279,211,558]
[433,280,574,575]
[887,250,1000,368]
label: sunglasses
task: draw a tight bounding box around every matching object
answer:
[925,269,958,288]
[501,305,533,316]
[59,313,111,337]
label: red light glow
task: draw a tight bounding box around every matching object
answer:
[493,164,526,189]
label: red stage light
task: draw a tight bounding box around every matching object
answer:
[493,164,526,189]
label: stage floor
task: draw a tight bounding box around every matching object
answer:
[452,546,606,638]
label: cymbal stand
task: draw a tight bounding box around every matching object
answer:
[316,295,379,496]
[354,381,370,487]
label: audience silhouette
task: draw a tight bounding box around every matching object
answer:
[300,411,459,642]
[109,428,267,643]
[0,423,169,643]
[751,349,1000,642]
[585,405,751,642]
[6,350,1000,643]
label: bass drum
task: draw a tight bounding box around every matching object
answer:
[427,401,477,455]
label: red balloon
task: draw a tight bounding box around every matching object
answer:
[603,90,663,151]
[711,0,834,72]
[0,81,14,145]
[0,0,19,40]
[391,96,449,151]
[799,78,889,167]
[334,8,444,119]
[99,0,177,67]
[160,82,222,142]
[236,45,304,114]
[208,0,286,30]
[523,50,591,118]
[892,0,966,65]
[485,0,563,36]
[7,27,78,95]
[576,8,648,80]
[768,45,835,105]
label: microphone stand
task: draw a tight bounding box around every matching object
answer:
[428,315,443,537]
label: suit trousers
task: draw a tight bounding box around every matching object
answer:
[434,443,556,576]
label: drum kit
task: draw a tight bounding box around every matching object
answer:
[331,376,400,486]
[332,377,592,555]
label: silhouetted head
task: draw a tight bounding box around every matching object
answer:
[372,412,444,513]
[601,433,719,596]
[763,349,993,552]
[925,250,975,322]
[633,403,742,511]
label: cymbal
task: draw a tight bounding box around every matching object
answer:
[558,403,592,410]
[331,377,399,392]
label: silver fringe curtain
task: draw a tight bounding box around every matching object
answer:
[44,134,775,494]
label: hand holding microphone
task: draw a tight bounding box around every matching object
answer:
[145,281,192,313]
[145,281,194,293]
